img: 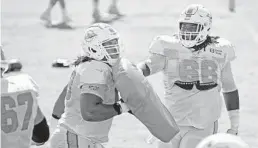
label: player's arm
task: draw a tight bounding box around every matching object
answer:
[48,84,68,132]
[26,76,49,145]
[79,67,129,122]
[137,36,166,77]
[52,84,67,120]
[221,62,239,135]
[80,84,129,122]
[32,106,50,145]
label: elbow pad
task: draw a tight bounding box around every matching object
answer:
[32,118,50,144]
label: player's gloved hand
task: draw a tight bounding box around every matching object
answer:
[120,99,133,114]
[113,100,131,115]
[227,110,239,135]
[227,129,238,135]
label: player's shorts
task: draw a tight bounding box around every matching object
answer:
[157,121,218,148]
[48,124,106,148]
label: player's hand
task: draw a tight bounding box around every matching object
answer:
[120,99,133,114]
[113,100,132,114]
[119,101,130,113]
[227,128,238,135]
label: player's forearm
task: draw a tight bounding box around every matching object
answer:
[223,89,240,132]
[83,103,118,122]
[52,84,67,118]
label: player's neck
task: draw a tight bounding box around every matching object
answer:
[191,36,211,52]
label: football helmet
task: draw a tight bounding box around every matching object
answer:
[178,4,212,48]
[82,23,122,66]
[196,133,249,148]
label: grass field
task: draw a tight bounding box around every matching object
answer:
[1,0,258,147]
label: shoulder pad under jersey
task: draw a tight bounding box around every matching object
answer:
[149,34,181,56]
[5,73,39,96]
[77,60,112,85]
[213,37,236,62]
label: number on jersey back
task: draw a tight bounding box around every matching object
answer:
[1,90,38,133]
[1,90,39,148]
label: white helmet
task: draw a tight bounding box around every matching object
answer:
[196,133,249,148]
[82,23,122,66]
[178,4,212,48]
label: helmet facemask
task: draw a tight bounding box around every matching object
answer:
[178,4,212,48]
[102,38,121,65]
[179,22,206,47]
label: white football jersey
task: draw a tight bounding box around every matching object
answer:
[1,72,41,148]
[59,60,116,143]
[145,35,236,129]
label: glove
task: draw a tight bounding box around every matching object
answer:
[227,110,239,135]
[113,100,130,115]
[227,129,238,135]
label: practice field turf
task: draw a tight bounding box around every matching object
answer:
[2,0,258,147]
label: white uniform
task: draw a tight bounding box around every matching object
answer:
[49,60,116,148]
[144,35,237,148]
[1,72,43,148]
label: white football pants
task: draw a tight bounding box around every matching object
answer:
[157,121,218,148]
[48,125,106,148]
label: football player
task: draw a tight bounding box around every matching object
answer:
[40,0,71,25]
[0,48,23,73]
[137,4,240,148]
[92,0,124,23]
[48,23,130,148]
[196,133,249,148]
[1,48,50,148]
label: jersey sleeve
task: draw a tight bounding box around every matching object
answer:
[145,53,166,75]
[221,62,237,93]
[78,62,111,99]
[52,85,67,119]
[217,38,236,64]
[34,106,45,125]
[26,74,40,97]
[146,36,167,74]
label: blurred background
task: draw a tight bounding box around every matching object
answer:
[1,0,258,147]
